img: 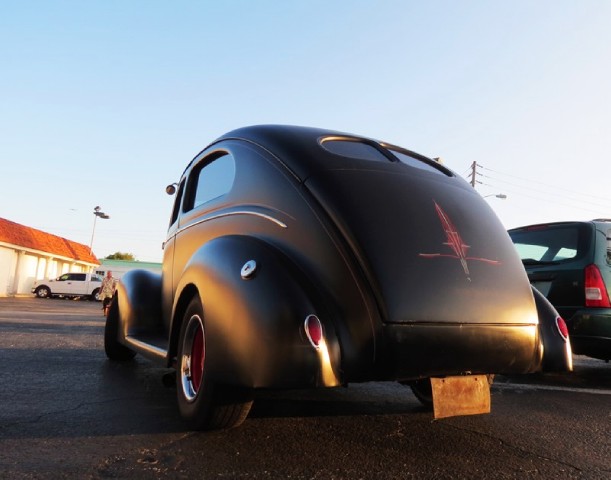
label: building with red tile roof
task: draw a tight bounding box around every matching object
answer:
[0,217,99,296]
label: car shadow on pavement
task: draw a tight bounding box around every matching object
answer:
[250,382,426,419]
[99,361,427,430]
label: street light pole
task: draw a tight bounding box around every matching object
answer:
[90,206,110,255]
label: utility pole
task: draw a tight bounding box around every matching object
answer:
[470,161,479,188]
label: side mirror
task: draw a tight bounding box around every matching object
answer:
[166,183,177,195]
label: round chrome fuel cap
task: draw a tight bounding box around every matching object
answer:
[241,260,257,279]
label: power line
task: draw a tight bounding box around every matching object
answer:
[472,163,611,214]
[479,165,611,204]
[481,173,611,210]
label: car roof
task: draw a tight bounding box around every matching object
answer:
[508,220,599,232]
[199,124,443,182]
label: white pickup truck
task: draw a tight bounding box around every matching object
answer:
[32,272,103,300]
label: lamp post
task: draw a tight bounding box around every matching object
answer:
[90,206,110,255]
[483,193,507,200]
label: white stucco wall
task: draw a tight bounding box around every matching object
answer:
[0,243,96,297]
[0,247,17,296]
[17,253,40,295]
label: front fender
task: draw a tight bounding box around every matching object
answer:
[532,286,573,372]
[115,269,163,338]
[172,235,342,389]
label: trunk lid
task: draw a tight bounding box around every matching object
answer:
[306,166,537,327]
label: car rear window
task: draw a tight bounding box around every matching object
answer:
[319,138,449,177]
[320,139,390,163]
[386,148,448,176]
[509,224,590,264]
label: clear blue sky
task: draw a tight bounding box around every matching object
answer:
[2,1,610,262]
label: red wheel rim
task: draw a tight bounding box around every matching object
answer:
[190,324,204,393]
[180,314,206,402]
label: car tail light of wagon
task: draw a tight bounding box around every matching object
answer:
[584,264,611,308]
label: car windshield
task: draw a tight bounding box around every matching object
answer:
[509,224,586,264]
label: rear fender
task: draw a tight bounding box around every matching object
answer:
[170,235,342,389]
[532,286,573,372]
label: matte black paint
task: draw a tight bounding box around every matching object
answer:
[110,125,570,394]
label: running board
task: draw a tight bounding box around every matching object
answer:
[124,335,168,362]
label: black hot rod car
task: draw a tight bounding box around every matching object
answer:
[104,125,572,430]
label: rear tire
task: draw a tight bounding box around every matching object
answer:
[104,298,136,361]
[176,296,253,430]
[409,378,433,408]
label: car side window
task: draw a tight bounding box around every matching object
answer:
[187,153,236,211]
[607,229,611,265]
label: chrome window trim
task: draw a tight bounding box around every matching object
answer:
[177,210,288,236]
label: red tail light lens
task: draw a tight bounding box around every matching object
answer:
[584,264,611,308]
[304,315,323,348]
[555,316,569,340]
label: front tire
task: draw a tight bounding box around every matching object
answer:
[176,296,253,430]
[104,298,136,361]
[35,286,51,298]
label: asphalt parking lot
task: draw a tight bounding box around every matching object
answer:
[1,297,610,479]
